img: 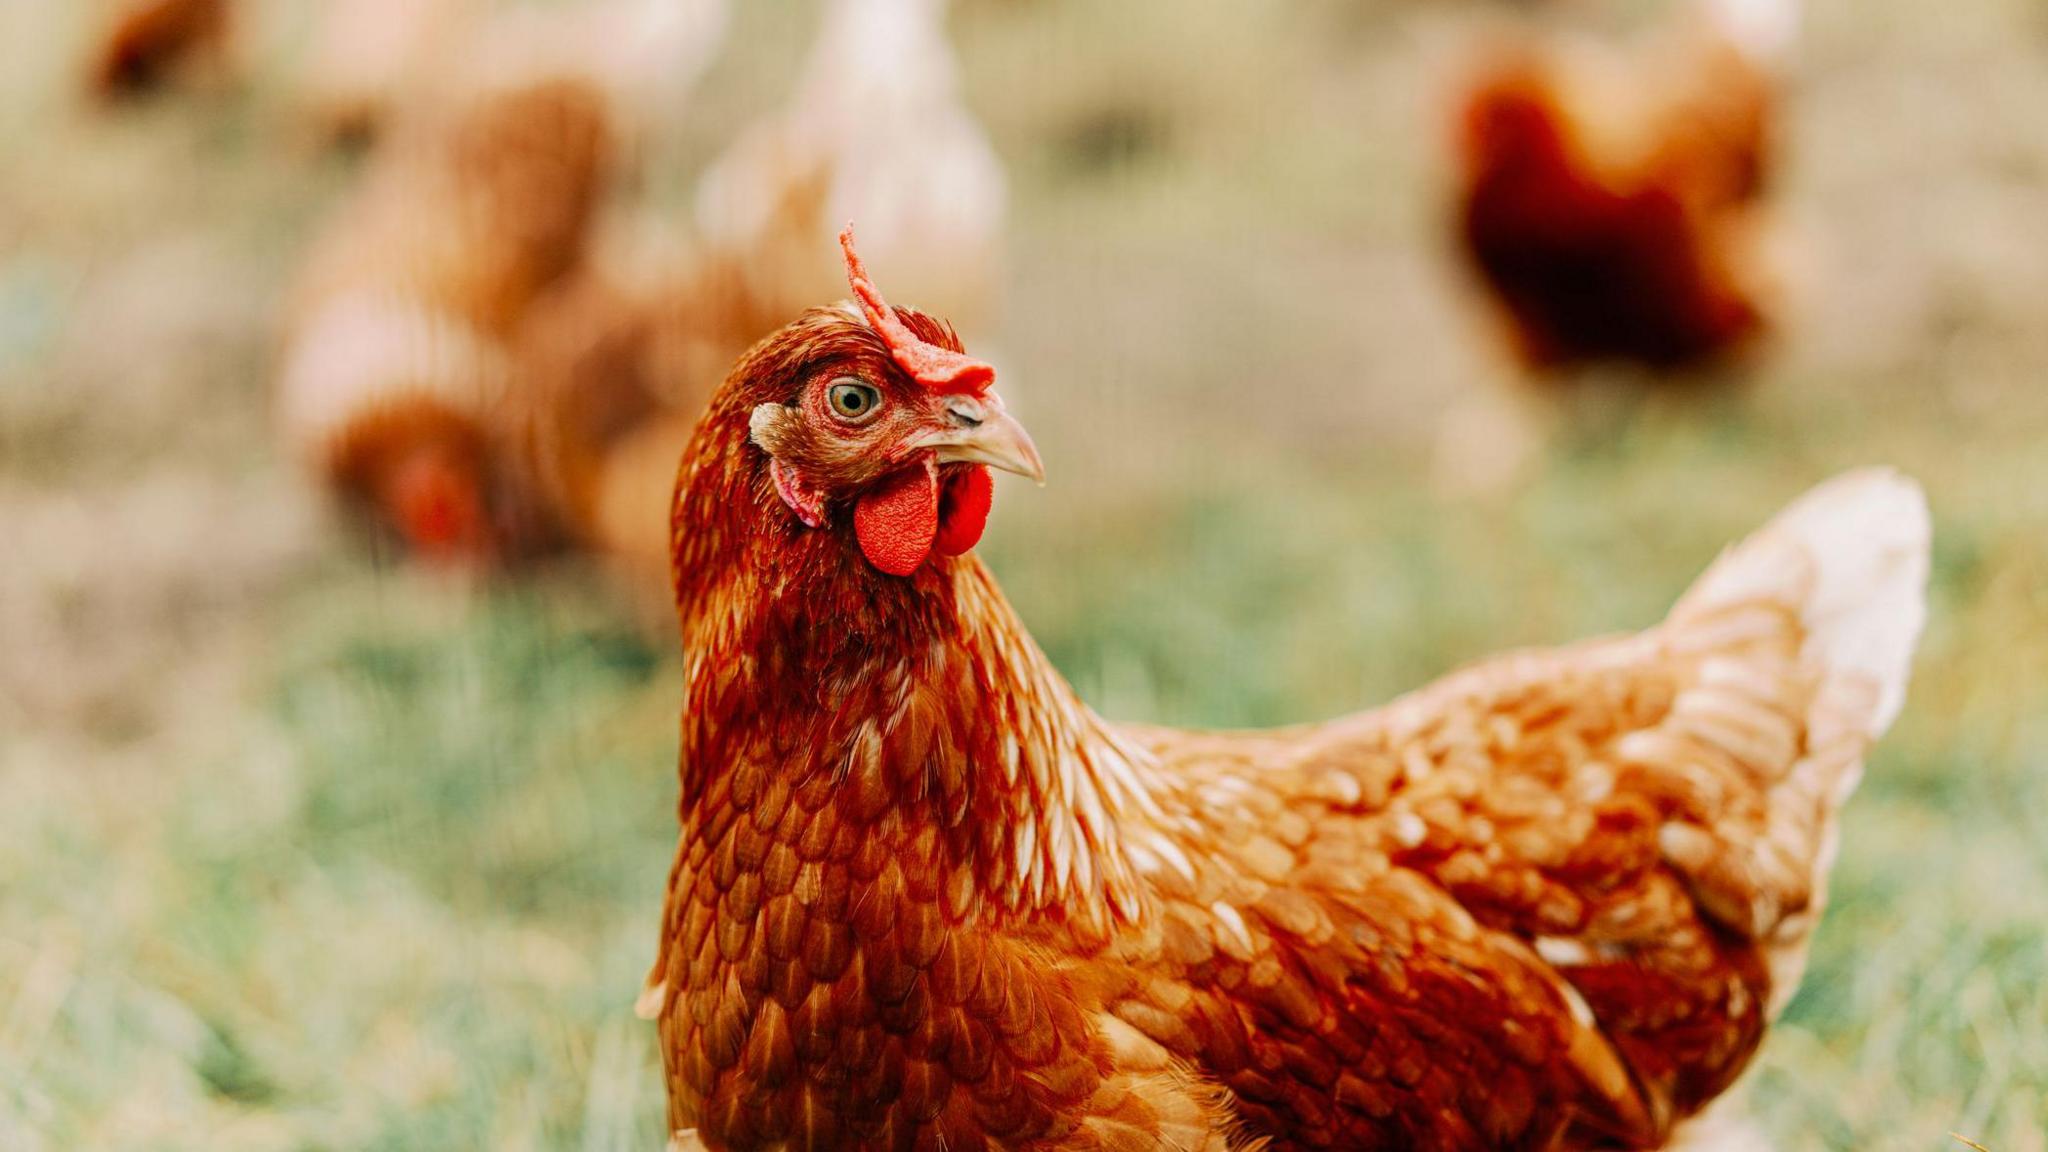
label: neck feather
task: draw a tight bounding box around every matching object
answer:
[670,406,1162,932]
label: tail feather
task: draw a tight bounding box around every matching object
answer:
[1661,468,1929,1015]
[1675,468,1929,737]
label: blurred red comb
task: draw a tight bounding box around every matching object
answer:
[840,224,993,395]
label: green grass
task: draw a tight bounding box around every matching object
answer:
[5,0,2048,1148]
[2,570,680,1150]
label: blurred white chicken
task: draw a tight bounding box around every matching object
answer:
[693,0,1006,336]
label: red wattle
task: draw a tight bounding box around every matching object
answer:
[387,450,484,557]
[932,465,993,557]
[854,462,939,576]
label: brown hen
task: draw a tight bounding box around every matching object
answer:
[1453,0,1795,372]
[642,233,1928,1149]
[277,74,615,561]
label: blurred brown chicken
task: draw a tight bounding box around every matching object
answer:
[1453,0,1796,373]
[275,0,727,565]
[87,0,229,100]
[277,76,615,563]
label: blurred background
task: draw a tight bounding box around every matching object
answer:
[3,0,2046,1147]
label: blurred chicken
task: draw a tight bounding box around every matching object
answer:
[693,0,1006,337]
[275,0,726,564]
[1453,0,1796,372]
[86,0,229,100]
[277,77,613,562]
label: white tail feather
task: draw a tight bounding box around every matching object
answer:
[1677,468,1930,737]
[1668,472,1927,1018]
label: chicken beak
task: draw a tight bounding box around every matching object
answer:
[916,396,1046,485]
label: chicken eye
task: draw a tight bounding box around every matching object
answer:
[827,379,883,423]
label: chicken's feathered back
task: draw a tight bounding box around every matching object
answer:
[1103,471,1923,1144]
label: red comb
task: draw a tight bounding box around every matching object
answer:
[839,224,994,395]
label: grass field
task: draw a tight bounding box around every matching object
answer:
[3,0,2047,1148]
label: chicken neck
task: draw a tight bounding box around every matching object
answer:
[670,405,1164,937]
